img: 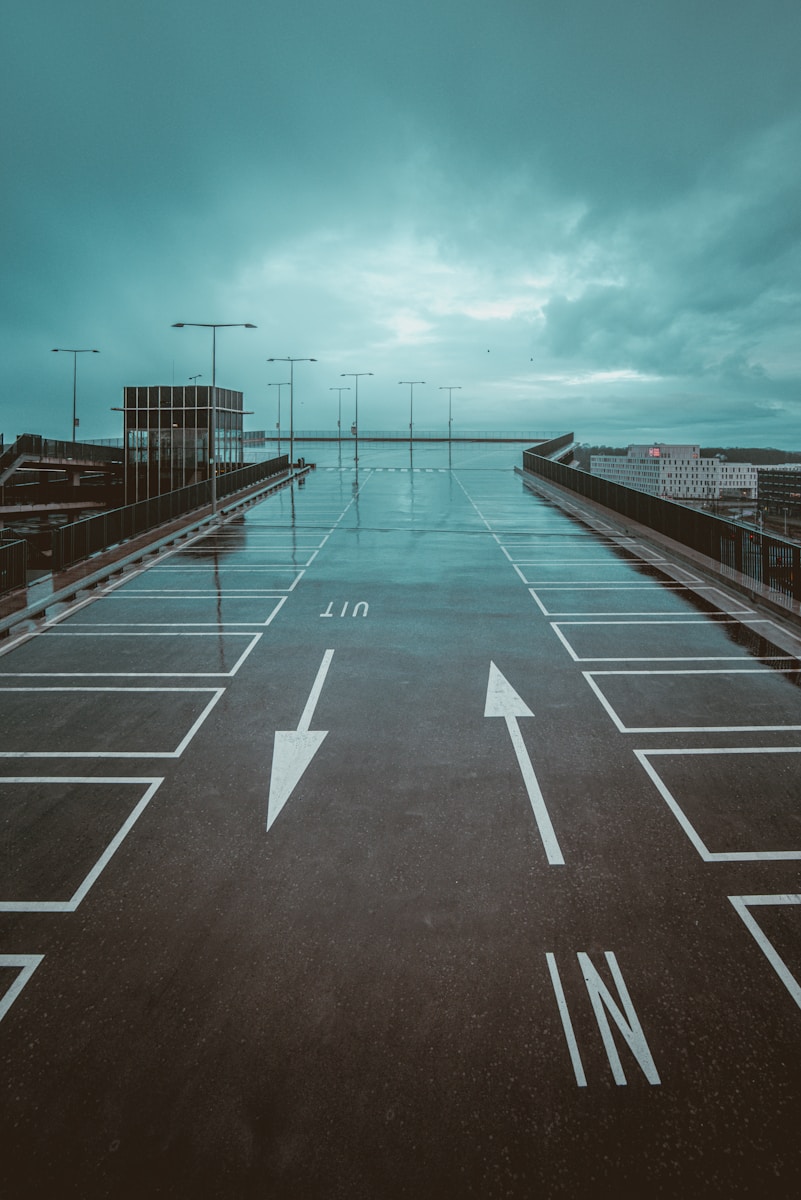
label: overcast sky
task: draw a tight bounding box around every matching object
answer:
[2,0,800,448]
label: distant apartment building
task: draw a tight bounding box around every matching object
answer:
[757,466,801,517]
[590,444,757,500]
[123,385,245,502]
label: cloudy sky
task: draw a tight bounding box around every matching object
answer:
[2,0,800,448]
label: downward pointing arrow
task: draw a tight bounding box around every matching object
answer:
[485,661,565,865]
[267,650,334,831]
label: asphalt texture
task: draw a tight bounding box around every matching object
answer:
[2,441,801,1198]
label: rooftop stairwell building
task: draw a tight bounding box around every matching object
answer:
[123,384,245,503]
[590,443,757,500]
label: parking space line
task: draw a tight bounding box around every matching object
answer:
[63,595,288,629]
[634,749,801,861]
[0,687,225,758]
[530,586,754,617]
[0,776,163,911]
[551,619,795,662]
[0,632,262,678]
[584,668,801,733]
[0,955,44,1026]
[730,894,801,1011]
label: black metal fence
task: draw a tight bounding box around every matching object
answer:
[52,455,289,572]
[522,439,801,606]
[0,538,27,596]
[0,434,124,478]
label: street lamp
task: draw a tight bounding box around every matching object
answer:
[399,380,425,447]
[267,357,317,468]
[439,386,462,441]
[340,372,373,465]
[51,348,99,442]
[189,374,202,384]
[171,322,256,514]
[329,386,351,442]
[267,381,290,455]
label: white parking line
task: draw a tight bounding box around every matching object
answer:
[0,955,44,1025]
[0,632,262,678]
[584,668,801,733]
[0,776,163,911]
[635,748,801,861]
[0,687,225,758]
[551,619,794,663]
[730,895,801,1011]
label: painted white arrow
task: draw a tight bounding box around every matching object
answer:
[267,649,334,831]
[485,662,565,865]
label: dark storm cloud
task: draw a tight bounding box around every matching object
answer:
[1,0,800,446]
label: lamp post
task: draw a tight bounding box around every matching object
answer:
[340,372,372,465]
[329,387,351,442]
[399,380,425,448]
[171,322,256,514]
[189,374,202,384]
[267,357,317,468]
[51,348,99,442]
[439,386,462,441]
[267,381,290,455]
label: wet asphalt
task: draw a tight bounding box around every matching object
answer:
[1,441,801,1198]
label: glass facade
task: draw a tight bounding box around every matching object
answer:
[123,386,245,502]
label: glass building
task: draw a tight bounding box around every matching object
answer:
[123,385,245,502]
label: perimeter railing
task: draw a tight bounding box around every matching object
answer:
[244,429,562,444]
[0,537,27,596]
[52,454,288,572]
[0,434,124,479]
[521,438,801,607]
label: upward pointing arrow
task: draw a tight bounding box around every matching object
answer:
[485,662,565,865]
[484,661,535,719]
[267,650,334,831]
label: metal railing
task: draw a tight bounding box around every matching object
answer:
[522,440,801,606]
[0,433,125,480]
[0,537,27,596]
[52,454,288,571]
[1,479,122,510]
[245,429,562,444]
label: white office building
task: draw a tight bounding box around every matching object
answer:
[590,444,757,500]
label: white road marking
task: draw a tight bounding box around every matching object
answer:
[0,777,163,911]
[585,669,801,733]
[635,747,801,861]
[0,955,44,1025]
[267,650,335,831]
[484,663,564,865]
[0,632,262,678]
[0,687,225,758]
[578,952,661,1086]
[546,953,587,1087]
[730,894,801,1011]
[551,618,794,663]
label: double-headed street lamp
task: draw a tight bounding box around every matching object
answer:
[340,372,372,465]
[439,386,462,441]
[267,381,290,454]
[172,322,256,514]
[51,347,99,442]
[267,357,317,468]
[329,386,351,443]
[189,374,202,384]
[399,380,425,446]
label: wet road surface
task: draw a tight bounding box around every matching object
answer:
[2,442,801,1197]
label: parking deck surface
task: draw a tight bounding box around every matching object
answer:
[2,442,801,1197]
